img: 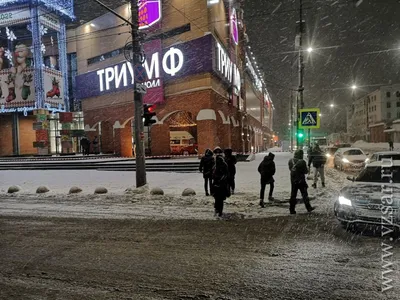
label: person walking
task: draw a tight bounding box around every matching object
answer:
[224,148,237,195]
[212,155,230,217]
[308,144,327,188]
[288,150,315,215]
[258,152,276,207]
[199,149,215,196]
[92,136,99,154]
[80,136,90,156]
[213,146,223,156]
[389,140,394,151]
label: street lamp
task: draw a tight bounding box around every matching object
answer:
[351,85,357,90]
[330,103,334,108]
[307,47,313,53]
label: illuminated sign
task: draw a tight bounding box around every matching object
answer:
[139,0,162,29]
[0,8,30,26]
[96,47,184,92]
[215,42,241,94]
[230,8,239,45]
[0,103,65,117]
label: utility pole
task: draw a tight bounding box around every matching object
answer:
[92,0,147,187]
[297,0,305,149]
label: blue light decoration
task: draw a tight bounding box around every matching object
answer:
[0,0,75,19]
[30,3,45,108]
[58,18,69,111]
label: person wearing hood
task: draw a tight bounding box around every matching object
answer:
[213,146,224,156]
[224,148,237,194]
[288,150,315,214]
[199,149,215,196]
[212,155,230,217]
[258,152,276,207]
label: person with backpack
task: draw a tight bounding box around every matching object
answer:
[224,148,237,195]
[288,150,315,215]
[199,149,215,196]
[308,143,327,188]
[258,152,276,208]
[212,155,230,217]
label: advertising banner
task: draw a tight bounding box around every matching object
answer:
[0,7,30,27]
[44,67,65,110]
[0,68,35,108]
[139,0,162,30]
[75,35,213,102]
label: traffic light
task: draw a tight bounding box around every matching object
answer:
[143,104,156,126]
[296,129,304,140]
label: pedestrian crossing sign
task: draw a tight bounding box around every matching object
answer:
[299,108,320,129]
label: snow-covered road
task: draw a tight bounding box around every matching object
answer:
[0,152,348,220]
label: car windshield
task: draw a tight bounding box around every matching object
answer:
[344,149,363,155]
[356,166,400,183]
[378,154,400,160]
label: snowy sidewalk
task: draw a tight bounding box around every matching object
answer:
[0,152,347,220]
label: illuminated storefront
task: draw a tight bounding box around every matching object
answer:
[0,0,75,156]
[72,0,273,157]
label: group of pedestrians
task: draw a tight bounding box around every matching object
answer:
[199,147,237,217]
[80,136,99,156]
[258,144,325,214]
[199,143,325,217]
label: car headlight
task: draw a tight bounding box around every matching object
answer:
[342,158,350,163]
[338,196,352,206]
[365,158,370,163]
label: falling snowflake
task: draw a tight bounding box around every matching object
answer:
[5,49,13,66]
[41,43,46,54]
[40,25,48,36]
[6,27,16,41]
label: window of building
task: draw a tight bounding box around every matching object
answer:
[387,102,391,108]
[87,47,124,66]
[387,92,391,98]
[397,102,400,107]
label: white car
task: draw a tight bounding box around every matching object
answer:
[334,161,400,228]
[333,147,368,171]
[365,151,400,165]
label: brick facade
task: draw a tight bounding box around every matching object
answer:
[370,124,386,142]
[81,86,267,157]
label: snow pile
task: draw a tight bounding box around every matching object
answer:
[353,141,398,152]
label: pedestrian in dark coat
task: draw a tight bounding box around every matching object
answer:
[80,136,90,156]
[92,136,99,154]
[212,155,230,217]
[213,146,223,156]
[224,148,237,194]
[258,152,276,207]
[308,144,327,188]
[288,150,315,214]
[389,140,394,151]
[199,149,215,196]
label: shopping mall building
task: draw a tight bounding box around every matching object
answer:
[0,0,274,157]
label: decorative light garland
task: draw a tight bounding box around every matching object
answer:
[0,0,75,20]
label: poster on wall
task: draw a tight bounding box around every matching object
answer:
[44,67,65,110]
[139,0,162,30]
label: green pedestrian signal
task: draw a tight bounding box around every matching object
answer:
[296,129,304,139]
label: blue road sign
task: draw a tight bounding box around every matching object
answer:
[299,108,320,129]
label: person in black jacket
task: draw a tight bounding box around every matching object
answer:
[224,148,237,194]
[258,152,276,207]
[212,155,230,217]
[308,144,327,188]
[288,150,315,214]
[199,149,215,196]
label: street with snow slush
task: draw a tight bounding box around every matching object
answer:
[0,216,399,299]
[0,152,399,299]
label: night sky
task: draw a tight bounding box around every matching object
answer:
[244,0,400,136]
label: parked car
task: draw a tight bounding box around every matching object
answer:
[334,161,400,228]
[365,151,400,165]
[333,147,368,171]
